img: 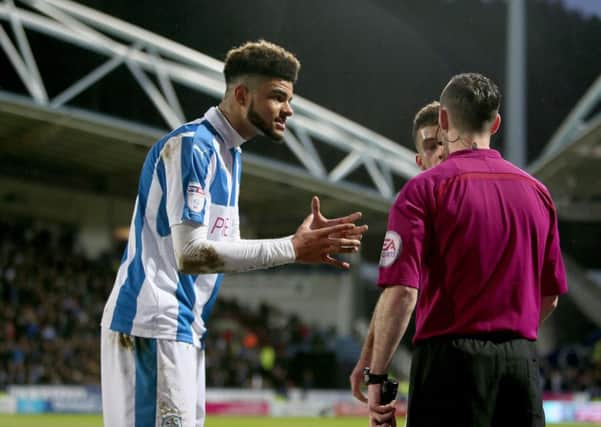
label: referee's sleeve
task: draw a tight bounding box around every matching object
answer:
[377,179,427,289]
[541,203,568,296]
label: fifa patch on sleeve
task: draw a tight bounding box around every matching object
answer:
[379,230,401,267]
[186,182,205,213]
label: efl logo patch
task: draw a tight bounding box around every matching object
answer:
[187,182,205,213]
[379,231,401,267]
[161,414,182,427]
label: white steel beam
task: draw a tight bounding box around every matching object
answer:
[329,151,363,182]
[50,54,124,107]
[0,24,40,100]
[0,0,422,205]
[127,58,183,128]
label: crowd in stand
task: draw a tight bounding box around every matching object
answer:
[540,336,601,397]
[0,219,345,392]
[204,298,349,392]
[0,218,600,397]
[0,220,106,387]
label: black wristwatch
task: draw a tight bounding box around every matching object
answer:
[363,367,388,385]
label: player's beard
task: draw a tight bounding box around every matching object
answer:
[247,100,283,141]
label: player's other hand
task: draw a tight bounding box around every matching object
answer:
[292,213,361,269]
[350,362,368,403]
[310,196,368,241]
[368,384,396,427]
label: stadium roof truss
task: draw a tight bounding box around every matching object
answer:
[0,0,421,212]
[1,0,599,220]
[529,74,601,222]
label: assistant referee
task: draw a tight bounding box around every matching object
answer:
[366,73,568,427]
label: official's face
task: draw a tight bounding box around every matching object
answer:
[415,125,445,170]
[246,78,294,140]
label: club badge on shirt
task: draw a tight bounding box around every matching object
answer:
[379,230,402,267]
[187,182,205,213]
[161,415,182,427]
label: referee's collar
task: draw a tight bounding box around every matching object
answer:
[204,106,246,148]
[448,148,502,159]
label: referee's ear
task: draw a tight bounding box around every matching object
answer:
[490,113,501,135]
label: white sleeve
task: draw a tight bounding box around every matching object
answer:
[171,222,296,274]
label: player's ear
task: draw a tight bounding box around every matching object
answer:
[439,108,449,131]
[233,84,250,107]
[415,154,424,170]
[490,113,501,135]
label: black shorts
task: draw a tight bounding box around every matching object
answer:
[406,334,545,427]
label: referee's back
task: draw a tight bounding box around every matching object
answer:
[412,147,567,343]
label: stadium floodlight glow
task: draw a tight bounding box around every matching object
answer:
[0,0,420,210]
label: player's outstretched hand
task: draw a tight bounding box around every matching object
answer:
[350,361,368,403]
[310,195,368,241]
[368,384,397,427]
[310,196,362,229]
[292,213,362,269]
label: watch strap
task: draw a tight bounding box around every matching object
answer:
[363,367,388,385]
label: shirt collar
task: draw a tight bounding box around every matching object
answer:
[204,106,247,149]
[448,147,502,160]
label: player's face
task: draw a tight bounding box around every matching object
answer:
[415,125,444,170]
[247,78,294,140]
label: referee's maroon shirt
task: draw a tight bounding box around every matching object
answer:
[378,148,568,343]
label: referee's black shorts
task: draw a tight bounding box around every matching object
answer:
[406,334,545,427]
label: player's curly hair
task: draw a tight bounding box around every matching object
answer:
[223,40,301,85]
[412,101,440,150]
[441,73,501,133]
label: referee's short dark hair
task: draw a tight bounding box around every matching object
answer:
[441,73,501,133]
[412,101,440,150]
[224,40,301,85]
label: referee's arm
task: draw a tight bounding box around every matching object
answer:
[367,285,417,426]
[540,295,559,324]
[370,285,418,376]
[538,195,568,325]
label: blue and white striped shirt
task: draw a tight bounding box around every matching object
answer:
[101,107,244,347]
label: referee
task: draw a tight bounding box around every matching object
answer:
[367,73,568,427]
